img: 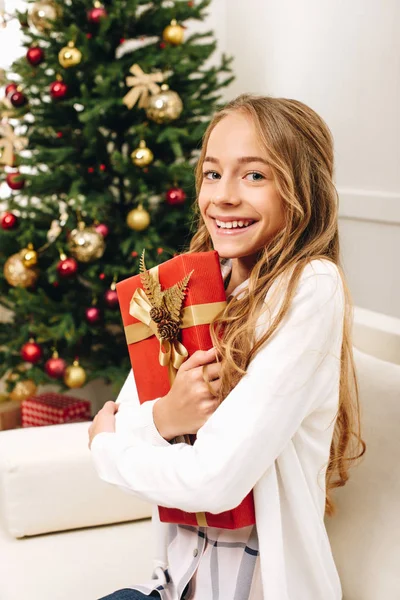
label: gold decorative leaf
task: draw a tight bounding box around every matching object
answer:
[164,270,193,323]
[139,250,163,307]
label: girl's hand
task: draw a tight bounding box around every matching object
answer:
[88,401,119,449]
[154,348,221,441]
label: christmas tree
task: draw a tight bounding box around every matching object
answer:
[0,0,233,399]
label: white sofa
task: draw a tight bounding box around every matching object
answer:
[0,307,399,600]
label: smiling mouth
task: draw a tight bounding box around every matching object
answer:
[214,218,256,230]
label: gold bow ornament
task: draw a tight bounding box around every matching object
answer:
[122,64,165,109]
[0,120,28,167]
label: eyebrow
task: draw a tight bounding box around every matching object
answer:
[204,156,270,166]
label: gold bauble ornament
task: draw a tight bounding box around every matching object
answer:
[145,84,183,124]
[131,140,154,167]
[9,379,37,402]
[4,250,39,288]
[27,0,60,33]
[162,19,184,45]
[58,41,82,69]
[68,221,105,263]
[64,360,87,389]
[22,243,38,268]
[126,205,151,231]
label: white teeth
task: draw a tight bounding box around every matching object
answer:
[215,219,253,229]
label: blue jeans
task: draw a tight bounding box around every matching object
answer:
[98,590,161,599]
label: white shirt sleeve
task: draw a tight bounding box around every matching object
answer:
[91,260,344,514]
[114,370,170,447]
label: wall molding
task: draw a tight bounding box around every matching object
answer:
[337,188,400,225]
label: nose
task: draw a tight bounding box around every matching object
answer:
[211,177,240,207]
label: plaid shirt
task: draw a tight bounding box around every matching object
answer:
[131,521,261,599]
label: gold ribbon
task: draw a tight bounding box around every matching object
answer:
[125,265,227,528]
[122,63,165,109]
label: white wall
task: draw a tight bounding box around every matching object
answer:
[215,0,400,318]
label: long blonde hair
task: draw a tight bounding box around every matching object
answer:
[188,94,365,516]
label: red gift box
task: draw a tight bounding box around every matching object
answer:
[22,393,91,428]
[116,250,255,529]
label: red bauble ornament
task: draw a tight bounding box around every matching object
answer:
[57,257,78,278]
[6,172,25,190]
[50,80,68,100]
[10,91,27,107]
[87,6,107,23]
[104,289,119,309]
[95,223,109,238]
[85,306,102,324]
[26,47,45,66]
[166,187,186,205]
[21,341,43,364]
[45,355,67,379]
[5,83,18,97]
[1,212,18,230]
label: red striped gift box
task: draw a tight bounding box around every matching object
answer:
[21,393,91,428]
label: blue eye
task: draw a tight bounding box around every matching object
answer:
[203,170,220,180]
[246,172,265,181]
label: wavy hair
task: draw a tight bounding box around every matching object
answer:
[187,94,365,516]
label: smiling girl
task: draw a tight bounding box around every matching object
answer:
[89,94,365,600]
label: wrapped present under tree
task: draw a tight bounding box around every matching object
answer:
[22,393,91,427]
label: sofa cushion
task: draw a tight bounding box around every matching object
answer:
[0,516,153,600]
[325,348,400,599]
[0,421,152,538]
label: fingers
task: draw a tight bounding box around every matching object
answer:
[202,364,220,398]
[202,361,221,381]
[102,401,119,414]
[181,348,217,371]
[208,378,221,397]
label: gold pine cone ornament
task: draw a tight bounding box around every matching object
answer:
[140,251,192,342]
[145,85,183,124]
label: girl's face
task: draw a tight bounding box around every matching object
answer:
[198,112,285,262]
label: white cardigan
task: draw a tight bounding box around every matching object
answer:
[91,258,344,600]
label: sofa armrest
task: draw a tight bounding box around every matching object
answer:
[0,422,152,538]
